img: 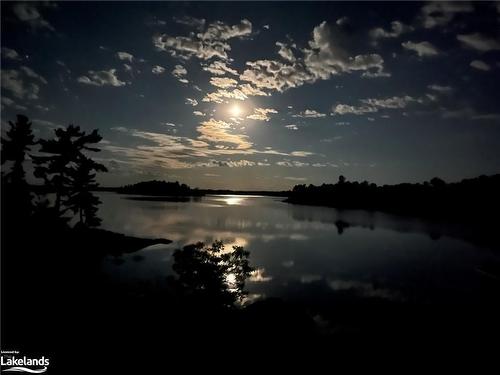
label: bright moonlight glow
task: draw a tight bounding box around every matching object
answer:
[230,104,242,117]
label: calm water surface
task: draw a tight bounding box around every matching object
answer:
[98,192,500,307]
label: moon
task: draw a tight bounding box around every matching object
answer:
[229,104,242,117]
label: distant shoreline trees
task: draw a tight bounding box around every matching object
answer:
[287,174,500,221]
[116,180,203,196]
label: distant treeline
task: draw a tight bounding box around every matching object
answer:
[98,181,289,197]
[114,180,204,196]
[286,174,500,221]
[200,189,289,197]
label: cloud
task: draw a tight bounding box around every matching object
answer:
[333,95,420,115]
[32,118,64,130]
[1,47,22,61]
[153,19,252,60]
[360,96,419,109]
[290,151,314,157]
[12,2,54,31]
[116,51,134,62]
[240,59,314,92]
[19,66,47,84]
[361,70,391,78]
[152,65,165,74]
[1,69,41,99]
[332,104,376,115]
[238,84,269,97]
[370,21,414,40]
[276,42,296,62]
[293,109,326,118]
[428,84,453,93]
[441,107,500,121]
[470,60,491,71]
[185,98,198,106]
[193,111,206,116]
[402,41,439,57]
[276,160,310,167]
[336,16,349,27]
[209,77,238,89]
[472,113,500,121]
[420,1,474,29]
[171,64,188,83]
[90,124,318,173]
[1,96,27,111]
[240,21,387,93]
[203,61,238,75]
[202,89,247,103]
[153,34,229,60]
[197,118,252,149]
[246,108,278,121]
[197,19,252,41]
[77,69,126,87]
[304,21,386,79]
[457,33,500,52]
[173,15,206,30]
[285,124,298,130]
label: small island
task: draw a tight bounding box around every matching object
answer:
[114,180,204,199]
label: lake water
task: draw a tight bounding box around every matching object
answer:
[98,192,500,309]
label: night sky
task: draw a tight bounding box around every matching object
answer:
[2,1,500,189]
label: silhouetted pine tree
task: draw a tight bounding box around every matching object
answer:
[1,115,36,217]
[66,155,107,227]
[33,125,106,222]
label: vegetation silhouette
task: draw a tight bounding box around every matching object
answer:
[1,115,36,220]
[287,174,500,222]
[116,179,203,196]
[33,125,107,225]
[167,240,253,308]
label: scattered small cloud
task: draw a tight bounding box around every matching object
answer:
[402,41,439,57]
[247,107,278,121]
[1,69,42,99]
[470,60,491,71]
[116,51,134,62]
[420,1,473,29]
[209,77,238,89]
[152,65,165,74]
[185,98,198,106]
[457,33,500,52]
[202,61,238,76]
[333,95,421,115]
[77,69,126,87]
[428,84,453,93]
[293,109,326,118]
[172,64,188,83]
[370,21,413,42]
[154,19,252,60]
[1,47,22,61]
[12,2,55,31]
